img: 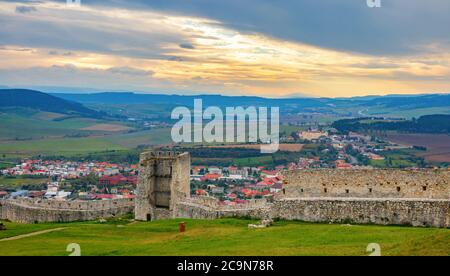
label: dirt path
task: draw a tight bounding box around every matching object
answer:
[0,227,66,242]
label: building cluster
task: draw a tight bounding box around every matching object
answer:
[294,129,396,169]
[0,160,138,201]
[1,159,138,179]
[0,129,408,203]
[190,165,285,205]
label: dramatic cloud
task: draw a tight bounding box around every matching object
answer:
[179,43,195,50]
[15,6,37,14]
[107,67,154,77]
[83,0,450,56]
[0,0,449,97]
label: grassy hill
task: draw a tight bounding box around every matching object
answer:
[0,108,103,140]
[332,115,450,134]
[54,92,450,118]
[0,107,140,158]
[0,218,448,256]
[0,89,137,144]
[0,89,103,118]
[1,89,449,159]
[0,89,175,157]
[0,128,172,160]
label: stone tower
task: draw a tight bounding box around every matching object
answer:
[135,151,191,221]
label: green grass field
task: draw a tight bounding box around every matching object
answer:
[366,107,450,119]
[0,162,14,170]
[233,156,274,167]
[0,109,107,141]
[0,137,127,155]
[0,218,448,256]
[0,125,172,158]
[0,176,47,189]
[369,149,424,168]
[0,108,142,157]
[105,128,173,148]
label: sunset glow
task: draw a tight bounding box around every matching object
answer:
[1,0,449,97]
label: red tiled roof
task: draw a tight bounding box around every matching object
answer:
[200,173,221,181]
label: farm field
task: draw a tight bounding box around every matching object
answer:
[0,128,173,158]
[368,148,425,168]
[81,124,131,132]
[0,176,47,189]
[0,162,14,169]
[0,218,448,256]
[387,133,450,163]
[208,144,304,152]
[0,137,127,156]
[104,128,173,148]
[0,109,132,141]
[366,107,450,119]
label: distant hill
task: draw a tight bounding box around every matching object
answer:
[0,89,103,118]
[1,89,447,118]
[362,94,450,109]
[51,92,331,109]
[53,92,450,109]
[332,114,450,134]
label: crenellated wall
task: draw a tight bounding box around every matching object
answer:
[272,198,449,228]
[282,169,449,199]
[2,167,449,228]
[173,198,450,228]
[135,151,191,221]
[0,198,134,224]
[175,201,271,220]
[172,169,450,228]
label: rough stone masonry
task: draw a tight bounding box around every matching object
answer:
[0,198,134,224]
[1,151,449,227]
[135,151,191,221]
[135,151,449,227]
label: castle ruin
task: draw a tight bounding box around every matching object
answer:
[135,151,449,228]
[135,151,191,221]
[1,151,449,228]
[0,198,133,224]
[282,169,449,199]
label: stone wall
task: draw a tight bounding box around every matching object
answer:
[4,166,449,228]
[135,151,191,221]
[282,169,449,199]
[174,198,450,228]
[175,201,271,220]
[0,198,134,224]
[272,198,450,228]
[171,169,450,228]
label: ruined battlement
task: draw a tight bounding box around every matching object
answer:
[172,168,450,228]
[185,196,268,209]
[0,198,134,224]
[135,151,191,221]
[282,169,449,199]
[140,151,188,160]
[2,198,134,210]
[175,197,450,228]
[4,155,449,228]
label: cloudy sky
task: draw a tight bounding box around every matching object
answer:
[0,0,449,97]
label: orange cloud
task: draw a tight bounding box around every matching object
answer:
[0,1,449,97]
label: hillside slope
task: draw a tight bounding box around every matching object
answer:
[332,115,450,134]
[53,92,450,118]
[0,218,448,256]
[0,89,102,118]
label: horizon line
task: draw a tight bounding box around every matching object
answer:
[1,87,450,100]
